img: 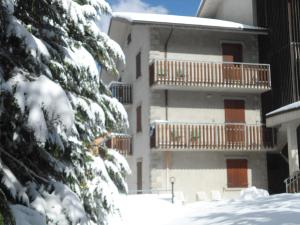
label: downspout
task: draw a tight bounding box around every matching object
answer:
[164,27,174,121]
[164,27,174,190]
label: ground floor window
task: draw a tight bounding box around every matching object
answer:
[226,159,248,188]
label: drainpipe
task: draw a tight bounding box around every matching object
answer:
[164,27,174,121]
[164,27,174,190]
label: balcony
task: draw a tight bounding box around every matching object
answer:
[110,82,132,105]
[149,59,271,93]
[150,122,277,151]
[107,134,132,156]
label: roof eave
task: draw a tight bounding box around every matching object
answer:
[112,18,268,35]
[196,0,207,17]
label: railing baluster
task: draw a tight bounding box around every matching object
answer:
[151,60,270,89]
[151,122,275,152]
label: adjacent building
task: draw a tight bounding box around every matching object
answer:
[256,0,300,193]
[103,0,282,202]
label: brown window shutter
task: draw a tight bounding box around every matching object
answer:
[136,105,142,132]
[227,159,248,188]
[239,159,248,187]
[136,52,141,79]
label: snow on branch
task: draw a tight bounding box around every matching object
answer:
[7,72,74,144]
[6,16,50,59]
[0,159,29,205]
[10,204,47,225]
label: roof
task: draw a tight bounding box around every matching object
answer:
[266,101,300,118]
[111,12,268,34]
[196,0,221,17]
[197,0,209,17]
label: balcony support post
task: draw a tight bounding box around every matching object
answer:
[287,123,300,176]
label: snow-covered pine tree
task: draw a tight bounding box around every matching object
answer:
[0,0,130,225]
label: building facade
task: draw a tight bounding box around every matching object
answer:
[103,0,280,202]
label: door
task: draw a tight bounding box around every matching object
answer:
[224,100,245,147]
[222,43,243,83]
[227,159,248,188]
[137,161,142,193]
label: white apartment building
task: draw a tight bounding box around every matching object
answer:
[103,0,279,202]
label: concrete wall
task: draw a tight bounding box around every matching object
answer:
[215,0,256,25]
[150,28,259,63]
[151,151,268,202]
[151,90,262,125]
[120,25,152,191]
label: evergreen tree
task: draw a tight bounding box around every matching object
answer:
[0,0,130,224]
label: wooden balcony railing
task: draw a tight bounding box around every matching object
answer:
[110,82,132,104]
[107,134,132,156]
[149,59,271,91]
[150,122,276,151]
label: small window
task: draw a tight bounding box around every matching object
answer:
[136,51,141,79]
[227,159,248,188]
[136,105,142,132]
[127,33,132,45]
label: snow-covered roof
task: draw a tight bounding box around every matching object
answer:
[112,12,267,34]
[266,101,300,117]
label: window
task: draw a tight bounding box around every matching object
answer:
[136,51,141,79]
[227,159,248,188]
[136,105,142,132]
[127,33,132,45]
[222,43,243,62]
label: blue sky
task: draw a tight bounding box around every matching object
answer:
[108,0,201,16]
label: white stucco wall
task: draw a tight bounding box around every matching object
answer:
[151,90,262,125]
[215,0,256,25]
[151,151,268,202]
[121,25,152,191]
[198,0,257,26]
[150,28,259,64]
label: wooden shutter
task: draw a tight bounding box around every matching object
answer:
[224,100,245,123]
[137,161,143,193]
[224,100,246,146]
[136,105,142,132]
[227,159,248,188]
[136,52,141,79]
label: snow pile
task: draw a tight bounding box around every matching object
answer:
[112,193,300,225]
[239,187,269,201]
[110,194,181,225]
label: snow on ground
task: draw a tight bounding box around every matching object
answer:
[111,189,300,225]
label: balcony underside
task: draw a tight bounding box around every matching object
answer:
[151,146,277,152]
[151,83,270,93]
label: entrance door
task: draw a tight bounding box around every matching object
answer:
[137,161,142,193]
[224,100,245,147]
[222,43,243,83]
